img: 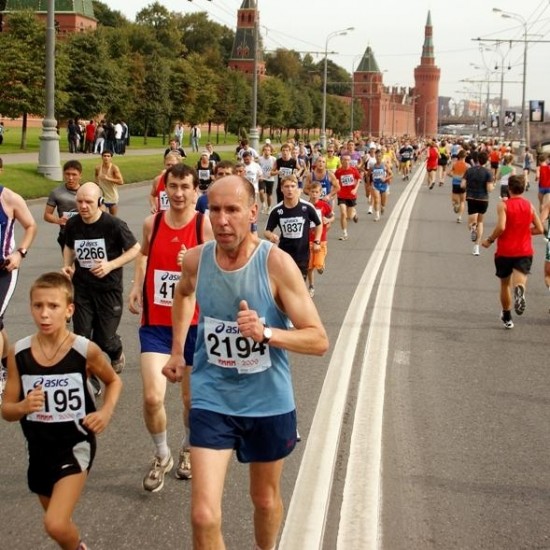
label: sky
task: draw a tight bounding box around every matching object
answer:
[105,0,550,111]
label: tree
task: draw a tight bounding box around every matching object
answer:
[0,11,46,148]
[265,49,303,82]
[92,1,129,28]
[135,2,184,56]
[58,30,120,121]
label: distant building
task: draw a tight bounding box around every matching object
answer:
[354,11,440,137]
[0,0,97,34]
[228,0,265,78]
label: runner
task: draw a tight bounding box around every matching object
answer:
[447,149,469,223]
[129,164,213,492]
[1,272,122,550]
[94,151,124,216]
[161,175,328,550]
[335,153,361,240]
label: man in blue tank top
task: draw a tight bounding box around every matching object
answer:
[163,175,329,550]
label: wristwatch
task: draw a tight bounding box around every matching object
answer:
[261,325,272,345]
[17,248,27,258]
[313,240,321,245]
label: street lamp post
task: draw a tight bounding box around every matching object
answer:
[493,7,528,153]
[321,27,354,150]
[37,0,61,181]
[249,7,260,152]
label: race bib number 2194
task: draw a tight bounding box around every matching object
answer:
[204,317,271,374]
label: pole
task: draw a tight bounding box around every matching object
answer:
[520,20,527,153]
[249,2,259,152]
[37,0,62,181]
[321,39,329,150]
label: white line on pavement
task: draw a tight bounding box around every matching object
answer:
[279,166,426,549]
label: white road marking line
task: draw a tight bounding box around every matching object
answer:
[280,167,425,549]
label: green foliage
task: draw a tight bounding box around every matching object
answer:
[91,1,129,28]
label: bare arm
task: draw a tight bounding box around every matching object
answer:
[162,246,200,383]
[83,341,122,434]
[482,201,506,248]
[238,247,328,356]
[128,216,154,314]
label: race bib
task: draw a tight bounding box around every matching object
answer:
[22,373,86,423]
[159,191,169,211]
[280,216,305,239]
[74,238,107,269]
[340,174,355,187]
[204,316,271,374]
[154,269,180,306]
[279,166,293,177]
[198,169,211,180]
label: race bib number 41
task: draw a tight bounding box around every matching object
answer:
[21,373,86,423]
[74,238,107,269]
[154,270,180,306]
[204,317,271,374]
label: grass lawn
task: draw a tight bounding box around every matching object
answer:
[0,125,237,154]
[0,152,236,199]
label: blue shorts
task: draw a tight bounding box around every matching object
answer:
[139,324,197,365]
[189,408,297,463]
[539,187,550,194]
[373,181,388,194]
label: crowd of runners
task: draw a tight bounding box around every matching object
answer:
[0,129,549,549]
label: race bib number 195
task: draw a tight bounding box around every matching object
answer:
[204,317,271,374]
[21,373,86,423]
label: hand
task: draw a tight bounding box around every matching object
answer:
[82,410,111,434]
[128,287,142,314]
[162,355,186,383]
[177,244,188,267]
[237,300,262,342]
[4,252,21,272]
[90,260,113,279]
[25,386,45,414]
[61,265,75,279]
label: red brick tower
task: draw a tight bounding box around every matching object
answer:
[228,0,265,78]
[414,11,440,136]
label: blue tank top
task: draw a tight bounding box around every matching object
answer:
[0,186,15,262]
[193,240,295,416]
[312,170,332,198]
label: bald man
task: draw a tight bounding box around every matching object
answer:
[162,176,328,550]
[62,182,140,391]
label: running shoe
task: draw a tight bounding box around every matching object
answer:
[500,311,514,329]
[175,448,192,480]
[353,214,358,223]
[472,244,480,256]
[374,211,380,221]
[89,376,102,397]
[456,217,462,223]
[513,285,526,315]
[308,285,315,298]
[453,202,459,214]
[111,352,125,374]
[317,267,324,275]
[367,206,373,215]
[339,232,348,241]
[470,224,478,242]
[143,452,173,492]
[429,183,435,190]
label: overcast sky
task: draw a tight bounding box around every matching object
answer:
[106,0,550,110]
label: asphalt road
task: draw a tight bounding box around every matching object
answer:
[1,165,549,549]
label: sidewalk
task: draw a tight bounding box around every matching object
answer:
[0,143,237,165]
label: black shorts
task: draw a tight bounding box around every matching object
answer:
[189,408,297,463]
[490,161,499,170]
[259,180,274,195]
[466,199,489,215]
[337,198,357,207]
[0,268,18,331]
[27,437,96,497]
[500,186,510,199]
[452,184,465,195]
[494,255,532,279]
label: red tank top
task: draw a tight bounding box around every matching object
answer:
[539,164,550,189]
[142,212,203,326]
[496,197,533,257]
[154,173,169,211]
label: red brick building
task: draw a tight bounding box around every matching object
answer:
[0,0,97,35]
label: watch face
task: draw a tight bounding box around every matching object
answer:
[263,327,273,341]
